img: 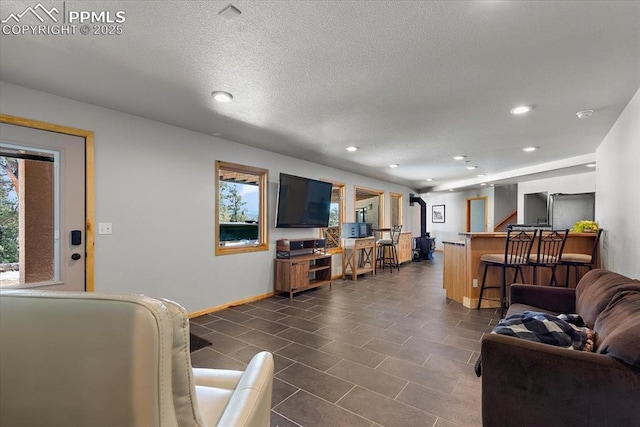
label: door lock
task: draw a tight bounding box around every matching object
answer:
[71,253,82,261]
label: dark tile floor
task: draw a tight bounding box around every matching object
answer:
[190,252,500,427]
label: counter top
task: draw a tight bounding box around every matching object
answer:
[442,240,466,246]
[458,231,598,238]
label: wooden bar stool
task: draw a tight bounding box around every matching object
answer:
[477,226,537,317]
[528,229,569,286]
[561,228,602,287]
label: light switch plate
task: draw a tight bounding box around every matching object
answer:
[98,223,112,235]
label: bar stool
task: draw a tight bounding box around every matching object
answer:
[477,225,537,317]
[528,229,569,286]
[561,228,602,287]
[377,225,402,273]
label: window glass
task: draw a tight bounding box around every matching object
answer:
[322,183,345,251]
[1,151,56,288]
[390,192,403,227]
[215,161,268,255]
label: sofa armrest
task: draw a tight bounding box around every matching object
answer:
[510,284,576,313]
[481,334,640,427]
[216,351,274,427]
[193,368,243,389]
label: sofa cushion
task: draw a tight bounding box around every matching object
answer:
[594,291,640,368]
[575,269,640,327]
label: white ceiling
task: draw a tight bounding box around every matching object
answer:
[1,1,639,192]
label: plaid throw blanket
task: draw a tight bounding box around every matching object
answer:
[474,311,594,377]
[492,311,593,350]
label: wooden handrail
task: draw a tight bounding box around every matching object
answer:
[494,210,517,231]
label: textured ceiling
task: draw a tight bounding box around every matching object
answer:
[1,1,638,192]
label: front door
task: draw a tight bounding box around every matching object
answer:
[0,122,86,291]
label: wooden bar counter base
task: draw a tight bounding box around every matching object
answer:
[443,232,598,309]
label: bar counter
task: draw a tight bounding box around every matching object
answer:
[443,232,598,309]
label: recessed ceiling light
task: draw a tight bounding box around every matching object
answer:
[522,146,538,152]
[576,110,594,119]
[453,155,466,160]
[510,105,532,115]
[345,146,358,152]
[425,178,434,182]
[211,91,233,103]
[480,182,487,186]
[477,174,486,177]
[466,165,478,170]
[586,163,596,168]
[449,189,454,192]
[389,164,399,168]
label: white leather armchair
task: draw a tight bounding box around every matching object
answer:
[0,290,274,427]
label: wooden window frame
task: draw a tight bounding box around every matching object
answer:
[215,160,268,255]
[354,186,385,229]
[320,180,345,254]
[390,192,403,227]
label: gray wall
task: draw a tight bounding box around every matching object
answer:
[0,81,416,312]
[596,88,640,278]
[420,187,495,250]
[494,184,517,227]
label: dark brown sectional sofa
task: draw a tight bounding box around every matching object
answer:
[480,269,640,427]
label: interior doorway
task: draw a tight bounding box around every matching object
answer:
[466,196,487,232]
[0,115,94,291]
[354,186,384,228]
[524,192,549,225]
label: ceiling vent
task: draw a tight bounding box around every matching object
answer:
[219,4,241,19]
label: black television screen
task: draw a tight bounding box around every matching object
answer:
[276,173,333,228]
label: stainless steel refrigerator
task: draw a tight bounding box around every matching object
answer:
[549,193,595,230]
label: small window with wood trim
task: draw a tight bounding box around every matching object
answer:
[390,192,403,227]
[321,182,345,252]
[215,161,268,255]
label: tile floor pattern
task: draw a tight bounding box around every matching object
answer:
[190,253,500,427]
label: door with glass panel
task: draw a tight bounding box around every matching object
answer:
[0,123,85,291]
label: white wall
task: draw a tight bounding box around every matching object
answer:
[494,184,517,225]
[422,173,597,250]
[417,88,638,279]
[596,88,640,278]
[0,82,417,312]
[420,187,494,250]
[517,173,596,223]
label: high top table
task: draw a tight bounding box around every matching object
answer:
[342,237,376,280]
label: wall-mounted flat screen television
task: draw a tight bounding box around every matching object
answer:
[276,173,333,228]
